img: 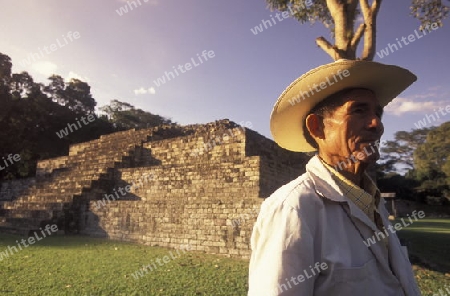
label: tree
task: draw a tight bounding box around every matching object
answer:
[265,0,449,60]
[99,100,173,130]
[375,128,434,202]
[43,75,66,105]
[380,128,435,173]
[0,52,177,180]
[0,53,12,89]
[64,79,96,114]
[377,171,420,202]
[413,121,450,196]
[0,69,67,178]
[374,123,450,202]
[0,53,112,179]
[43,75,96,114]
[411,0,450,29]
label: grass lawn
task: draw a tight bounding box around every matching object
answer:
[395,218,450,296]
[0,235,248,295]
[0,218,448,295]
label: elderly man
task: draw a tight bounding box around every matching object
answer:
[248,60,421,296]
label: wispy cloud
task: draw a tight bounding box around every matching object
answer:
[134,87,156,95]
[118,0,158,5]
[355,15,364,24]
[427,85,442,92]
[402,86,450,100]
[31,61,57,77]
[407,93,440,100]
[66,71,90,82]
[385,97,450,116]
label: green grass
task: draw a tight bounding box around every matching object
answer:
[395,218,450,295]
[0,235,248,295]
[0,218,448,295]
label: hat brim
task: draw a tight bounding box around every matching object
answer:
[270,60,417,152]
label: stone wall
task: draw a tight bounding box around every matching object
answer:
[36,156,69,177]
[0,178,35,201]
[83,121,308,258]
[1,119,309,258]
[87,199,262,258]
[245,129,308,197]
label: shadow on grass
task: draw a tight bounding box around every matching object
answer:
[0,233,119,249]
[395,218,450,274]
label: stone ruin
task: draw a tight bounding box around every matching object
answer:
[0,119,309,258]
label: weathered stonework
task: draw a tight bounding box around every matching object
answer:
[0,119,309,258]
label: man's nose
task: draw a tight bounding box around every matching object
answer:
[367,114,384,136]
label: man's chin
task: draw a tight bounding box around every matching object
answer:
[361,154,380,165]
[353,147,380,164]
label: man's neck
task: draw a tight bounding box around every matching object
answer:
[318,154,367,187]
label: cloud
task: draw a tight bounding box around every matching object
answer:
[355,15,364,24]
[407,93,439,100]
[385,97,449,116]
[134,87,156,95]
[134,87,147,95]
[404,87,450,100]
[428,85,442,92]
[118,0,158,4]
[66,71,90,82]
[31,61,57,77]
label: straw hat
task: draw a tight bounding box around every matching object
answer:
[270,59,417,152]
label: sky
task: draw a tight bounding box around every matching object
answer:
[1,0,449,144]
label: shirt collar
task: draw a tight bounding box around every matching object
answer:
[305,155,380,204]
[318,157,381,211]
[320,158,378,196]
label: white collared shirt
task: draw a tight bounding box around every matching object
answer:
[248,156,421,296]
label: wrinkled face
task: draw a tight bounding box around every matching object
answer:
[319,89,384,164]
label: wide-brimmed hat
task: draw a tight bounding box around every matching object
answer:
[270,59,417,152]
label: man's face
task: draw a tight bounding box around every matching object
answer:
[319,89,384,164]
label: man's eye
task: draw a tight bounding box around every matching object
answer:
[353,108,365,113]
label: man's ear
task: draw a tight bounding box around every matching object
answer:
[305,113,325,142]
